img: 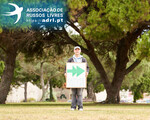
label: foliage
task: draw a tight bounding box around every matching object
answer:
[136,30,150,60]
[131,71,150,103]
[121,60,148,90]
[86,56,105,93]
[68,0,150,41]
[12,59,40,87]
[21,98,36,102]
[0,61,5,80]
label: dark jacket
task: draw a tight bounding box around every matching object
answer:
[65,57,89,73]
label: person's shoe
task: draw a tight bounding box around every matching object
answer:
[71,108,75,111]
[78,108,83,111]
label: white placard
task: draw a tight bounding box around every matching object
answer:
[66,63,87,88]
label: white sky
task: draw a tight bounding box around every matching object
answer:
[65,22,79,35]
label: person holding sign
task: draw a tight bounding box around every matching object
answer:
[64,46,89,111]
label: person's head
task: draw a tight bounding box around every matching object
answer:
[74,46,81,56]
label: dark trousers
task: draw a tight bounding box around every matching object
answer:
[71,88,83,109]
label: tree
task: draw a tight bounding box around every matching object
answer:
[21,44,72,101]
[12,59,40,102]
[0,0,39,103]
[0,0,68,104]
[53,0,150,103]
[130,30,150,102]
[0,30,35,104]
[131,72,150,103]
[1,0,150,104]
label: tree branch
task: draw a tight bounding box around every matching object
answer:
[128,24,150,44]
[112,25,148,86]
[60,26,111,88]
[28,69,40,76]
[141,20,150,25]
[48,72,64,80]
[125,59,141,75]
[60,27,89,54]
[66,21,94,51]
[0,45,6,53]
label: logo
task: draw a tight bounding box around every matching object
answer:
[0,2,67,28]
[3,3,23,24]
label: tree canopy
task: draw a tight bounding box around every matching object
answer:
[0,0,150,104]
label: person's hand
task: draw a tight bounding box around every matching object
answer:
[64,82,66,88]
[86,72,88,77]
[64,82,66,87]
[64,73,67,78]
[62,82,66,88]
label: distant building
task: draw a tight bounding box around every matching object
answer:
[6,82,42,103]
[6,82,150,103]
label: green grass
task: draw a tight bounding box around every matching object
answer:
[0,102,150,120]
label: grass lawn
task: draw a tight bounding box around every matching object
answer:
[0,102,150,120]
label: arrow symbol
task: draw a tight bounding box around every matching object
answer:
[67,66,84,77]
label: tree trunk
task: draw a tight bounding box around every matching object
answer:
[24,82,27,102]
[40,62,46,101]
[117,91,120,103]
[105,86,121,103]
[88,51,111,91]
[0,50,17,104]
[49,79,54,101]
[104,75,125,104]
[87,38,128,103]
[105,88,120,103]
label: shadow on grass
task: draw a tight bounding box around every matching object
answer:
[0,102,95,107]
[0,102,150,107]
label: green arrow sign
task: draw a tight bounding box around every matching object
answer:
[67,66,85,77]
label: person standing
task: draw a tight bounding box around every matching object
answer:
[64,46,89,111]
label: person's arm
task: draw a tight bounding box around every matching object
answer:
[83,58,89,76]
[64,58,72,77]
[86,61,89,74]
